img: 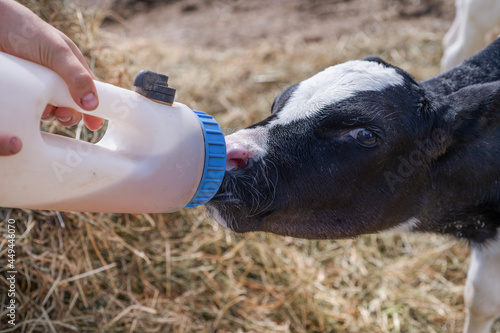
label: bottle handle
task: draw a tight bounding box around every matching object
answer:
[47,74,144,124]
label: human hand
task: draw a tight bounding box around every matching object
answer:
[0,0,104,156]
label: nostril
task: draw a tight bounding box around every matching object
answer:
[226,147,250,170]
[229,157,248,170]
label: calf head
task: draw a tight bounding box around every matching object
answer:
[206,56,500,240]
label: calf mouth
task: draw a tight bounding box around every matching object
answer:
[206,160,279,233]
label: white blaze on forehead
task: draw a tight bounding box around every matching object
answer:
[226,60,404,161]
[271,60,405,126]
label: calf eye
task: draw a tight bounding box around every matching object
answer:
[348,128,379,147]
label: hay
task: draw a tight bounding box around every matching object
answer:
[1,1,498,332]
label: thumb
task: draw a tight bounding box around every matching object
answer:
[48,33,99,111]
[0,1,99,111]
[0,134,22,156]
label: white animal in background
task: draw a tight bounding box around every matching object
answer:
[441,0,500,71]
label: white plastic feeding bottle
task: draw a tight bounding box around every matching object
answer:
[0,51,226,213]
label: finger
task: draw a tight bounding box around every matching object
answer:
[83,114,105,131]
[53,107,82,127]
[42,104,56,120]
[0,134,22,156]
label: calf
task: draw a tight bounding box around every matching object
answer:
[441,0,500,71]
[207,38,500,332]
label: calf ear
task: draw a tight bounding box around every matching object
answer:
[362,56,389,65]
[439,81,500,145]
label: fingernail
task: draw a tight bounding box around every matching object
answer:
[81,92,98,110]
[9,137,22,154]
[59,116,72,123]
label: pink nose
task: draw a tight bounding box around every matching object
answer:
[226,147,249,170]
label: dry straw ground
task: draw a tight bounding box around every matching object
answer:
[0,0,499,332]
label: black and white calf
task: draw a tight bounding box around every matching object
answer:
[207,38,500,332]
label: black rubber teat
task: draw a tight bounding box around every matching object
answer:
[133,70,176,104]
